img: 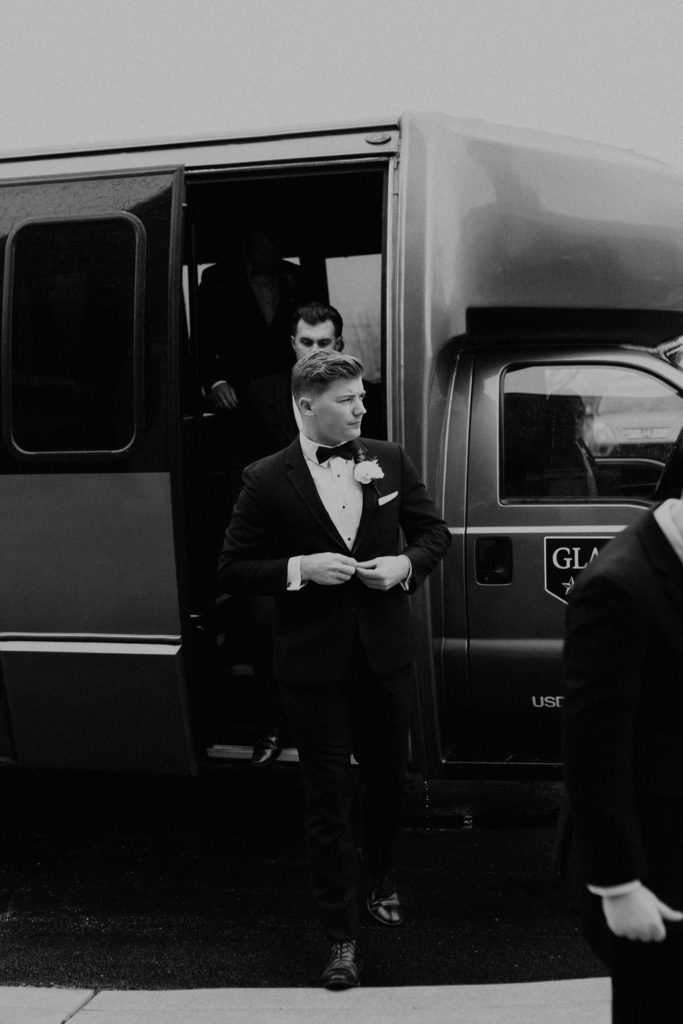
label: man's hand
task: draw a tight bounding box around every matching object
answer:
[355,555,410,591]
[602,885,683,942]
[210,381,239,411]
[301,553,357,586]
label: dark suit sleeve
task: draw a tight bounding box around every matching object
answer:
[396,447,451,591]
[197,262,250,393]
[235,380,267,468]
[562,573,649,887]
[197,264,226,392]
[217,465,290,595]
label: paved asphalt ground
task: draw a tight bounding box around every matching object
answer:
[0,764,605,995]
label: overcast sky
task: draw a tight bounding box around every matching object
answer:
[2,0,683,169]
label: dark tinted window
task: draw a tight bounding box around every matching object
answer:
[5,215,143,456]
[502,364,683,504]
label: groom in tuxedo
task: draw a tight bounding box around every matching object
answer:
[218,350,450,988]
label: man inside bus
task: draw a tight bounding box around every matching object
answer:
[197,222,312,410]
[562,491,683,1022]
[218,350,450,989]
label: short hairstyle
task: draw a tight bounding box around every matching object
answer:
[291,350,363,401]
[290,301,343,339]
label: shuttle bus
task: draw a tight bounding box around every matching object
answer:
[2,111,683,778]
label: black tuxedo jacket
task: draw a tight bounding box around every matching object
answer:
[241,371,299,462]
[218,437,450,685]
[197,259,312,395]
[562,507,683,903]
[242,371,384,464]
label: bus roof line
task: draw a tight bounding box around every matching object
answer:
[0,118,400,166]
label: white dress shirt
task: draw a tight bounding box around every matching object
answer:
[287,434,363,590]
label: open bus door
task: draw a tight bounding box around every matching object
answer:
[0,167,199,774]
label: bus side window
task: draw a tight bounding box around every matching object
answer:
[5,215,143,457]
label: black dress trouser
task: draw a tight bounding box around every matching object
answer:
[280,641,412,942]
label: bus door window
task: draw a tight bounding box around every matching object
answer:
[325,253,384,439]
[325,254,382,383]
[502,364,683,504]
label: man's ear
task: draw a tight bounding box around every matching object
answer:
[335,337,345,352]
[290,335,296,351]
[298,396,314,417]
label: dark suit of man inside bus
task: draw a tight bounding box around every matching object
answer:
[198,224,313,410]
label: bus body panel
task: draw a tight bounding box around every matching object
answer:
[0,473,180,635]
[398,112,683,334]
[0,642,193,773]
[0,167,196,774]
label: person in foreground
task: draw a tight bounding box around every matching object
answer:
[218,350,450,988]
[562,495,683,1023]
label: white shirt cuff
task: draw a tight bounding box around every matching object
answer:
[399,555,413,591]
[588,880,642,897]
[286,556,304,591]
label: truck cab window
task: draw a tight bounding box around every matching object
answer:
[5,215,142,456]
[502,364,683,503]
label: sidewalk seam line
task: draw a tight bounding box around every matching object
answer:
[61,989,98,1022]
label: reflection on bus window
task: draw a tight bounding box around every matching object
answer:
[502,364,683,503]
[6,216,142,456]
[326,254,381,382]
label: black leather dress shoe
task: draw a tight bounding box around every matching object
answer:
[251,728,282,767]
[321,940,362,989]
[367,874,403,926]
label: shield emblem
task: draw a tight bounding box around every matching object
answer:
[544,536,612,604]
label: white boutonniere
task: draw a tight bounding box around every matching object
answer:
[353,455,384,484]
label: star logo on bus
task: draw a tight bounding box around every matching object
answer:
[545,538,611,605]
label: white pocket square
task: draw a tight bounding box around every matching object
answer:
[378,491,398,506]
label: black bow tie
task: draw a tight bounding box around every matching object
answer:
[316,441,355,464]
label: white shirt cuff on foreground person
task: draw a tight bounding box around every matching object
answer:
[287,556,304,591]
[588,880,642,897]
[399,555,412,590]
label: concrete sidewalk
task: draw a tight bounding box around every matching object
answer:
[2,978,610,1024]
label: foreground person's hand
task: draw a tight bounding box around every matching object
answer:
[603,886,683,942]
[301,553,357,585]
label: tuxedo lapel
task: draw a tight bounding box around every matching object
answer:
[351,441,380,554]
[284,439,348,549]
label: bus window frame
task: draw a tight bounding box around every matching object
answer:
[1,211,146,462]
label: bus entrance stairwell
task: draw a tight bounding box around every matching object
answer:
[181,165,387,760]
